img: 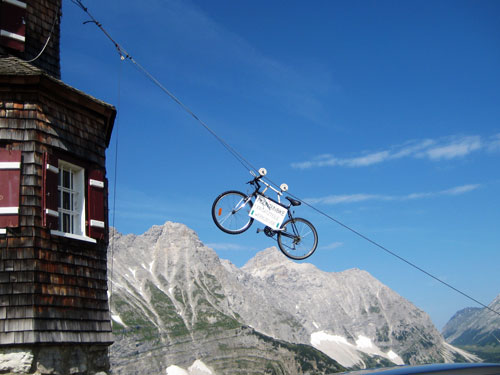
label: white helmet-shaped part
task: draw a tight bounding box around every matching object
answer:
[280,183,288,192]
[258,168,267,176]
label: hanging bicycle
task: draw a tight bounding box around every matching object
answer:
[211,168,318,260]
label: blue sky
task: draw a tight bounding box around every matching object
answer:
[60,0,500,329]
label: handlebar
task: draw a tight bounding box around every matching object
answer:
[247,173,263,189]
[248,168,288,197]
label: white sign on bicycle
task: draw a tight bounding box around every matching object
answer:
[249,195,287,229]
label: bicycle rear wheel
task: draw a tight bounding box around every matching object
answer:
[277,218,318,260]
[212,190,254,234]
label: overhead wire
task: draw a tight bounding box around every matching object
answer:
[126,58,259,174]
[70,0,500,318]
[71,0,258,175]
[108,54,123,305]
[287,187,500,317]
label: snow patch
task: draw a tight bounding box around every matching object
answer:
[128,267,137,279]
[188,360,214,374]
[355,335,404,365]
[310,331,404,368]
[111,314,127,327]
[166,365,188,375]
[166,360,214,375]
[355,335,373,349]
[311,331,363,368]
[313,321,319,329]
[388,350,401,362]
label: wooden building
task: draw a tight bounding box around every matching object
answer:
[0,1,116,373]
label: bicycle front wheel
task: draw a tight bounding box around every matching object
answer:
[277,218,318,260]
[212,190,254,234]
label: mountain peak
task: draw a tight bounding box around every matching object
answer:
[242,247,290,270]
[242,247,324,283]
[143,221,199,241]
[111,221,200,245]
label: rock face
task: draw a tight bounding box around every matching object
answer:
[443,294,500,346]
[0,346,109,375]
[108,223,343,375]
[238,248,475,367]
[108,222,475,374]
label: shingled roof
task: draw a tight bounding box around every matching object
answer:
[0,56,43,75]
[0,56,116,146]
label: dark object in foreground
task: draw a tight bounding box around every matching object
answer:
[341,362,500,375]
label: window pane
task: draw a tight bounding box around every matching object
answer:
[62,191,71,210]
[62,213,70,233]
[63,170,71,188]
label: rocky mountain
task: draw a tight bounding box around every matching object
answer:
[108,222,476,374]
[442,294,500,362]
[108,222,344,375]
[237,248,475,366]
[442,308,483,344]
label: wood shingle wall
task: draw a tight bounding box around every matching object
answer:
[0,57,116,345]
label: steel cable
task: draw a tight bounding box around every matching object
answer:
[71,0,500,318]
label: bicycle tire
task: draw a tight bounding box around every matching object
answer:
[277,218,318,260]
[212,190,254,234]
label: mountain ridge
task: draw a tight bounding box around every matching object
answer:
[108,221,477,374]
[443,294,500,346]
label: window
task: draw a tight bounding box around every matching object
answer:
[43,152,107,243]
[58,160,85,236]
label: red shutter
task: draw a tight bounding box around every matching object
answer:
[0,149,21,228]
[87,169,106,241]
[42,152,59,229]
[0,0,26,52]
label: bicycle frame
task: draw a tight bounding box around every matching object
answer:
[248,173,285,204]
[211,169,318,260]
[246,173,297,234]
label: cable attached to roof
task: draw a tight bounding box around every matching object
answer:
[24,9,60,63]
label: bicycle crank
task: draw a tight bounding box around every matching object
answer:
[256,226,276,238]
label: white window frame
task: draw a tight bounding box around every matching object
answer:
[58,160,85,235]
[49,160,95,243]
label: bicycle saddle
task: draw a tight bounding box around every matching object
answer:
[286,197,301,206]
